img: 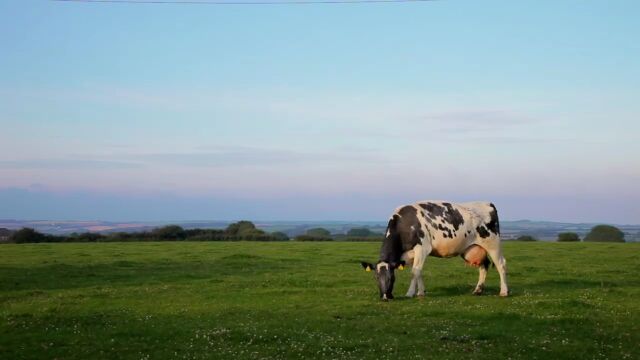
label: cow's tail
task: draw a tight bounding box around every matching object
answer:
[489,203,500,236]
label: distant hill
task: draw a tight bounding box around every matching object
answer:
[1,219,638,242]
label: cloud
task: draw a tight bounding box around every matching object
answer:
[418,109,536,133]
[0,145,389,171]
[0,159,141,170]
[131,145,395,169]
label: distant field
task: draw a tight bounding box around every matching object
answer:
[1,242,638,359]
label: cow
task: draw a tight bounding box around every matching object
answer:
[361,201,508,300]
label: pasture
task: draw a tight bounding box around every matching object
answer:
[1,241,638,359]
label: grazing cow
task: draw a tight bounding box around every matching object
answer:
[361,201,508,300]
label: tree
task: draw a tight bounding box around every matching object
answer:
[225,221,260,235]
[515,235,537,242]
[271,231,289,241]
[347,228,373,237]
[73,232,105,242]
[9,228,46,243]
[294,234,333,241]
[152,225,187,240]
[306,228,331,238]
[557,232,580,242]
[584,225,625,243]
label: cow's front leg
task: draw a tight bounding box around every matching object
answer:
[415,268,425,297]
[406,243,430,297]
[406,276,417,298]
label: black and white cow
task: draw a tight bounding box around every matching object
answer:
[361,201,508,300]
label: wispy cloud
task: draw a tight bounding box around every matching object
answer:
[0,159,141,170]
[130,145,392,167]
[418,109,536,133]
[0,145,390,171]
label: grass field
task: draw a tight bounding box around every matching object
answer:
[1,241,639,359]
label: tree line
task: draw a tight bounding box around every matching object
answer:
[513,224,626,242]
[3,221,288,243]
[0,223,627,244]
[0,222,384,244]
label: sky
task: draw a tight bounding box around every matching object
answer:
[1,0,639,223]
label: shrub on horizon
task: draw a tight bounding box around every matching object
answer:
[584,225,625,242]
[294,235,333,242]
[152,225,187,240]
[515,235,538,242]
[9,228,47,243]
[557,232,580,242]
[305,228,331,238]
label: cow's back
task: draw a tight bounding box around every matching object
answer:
[414,201,500,257]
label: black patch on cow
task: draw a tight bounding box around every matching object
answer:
[419,203,445,218]
[442,202,465,231]
[476,225,490,238]
[380,206,422,263]
[420,202,465,232]
[442,232,449,238]
[486,203,500,235]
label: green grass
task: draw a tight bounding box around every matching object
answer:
[1,242,639,359]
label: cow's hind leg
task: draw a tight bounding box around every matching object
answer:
[485,245,509,297]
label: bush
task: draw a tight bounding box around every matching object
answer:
[515,235,537,242]
[71,232,106,242]
[9,228,47,243]
[584,225,625,242]
[270,232,289,241]
[225,221,260,236]
[305,228,331,237]
[346,228,373,237]
[340,236,383,242]
[107,232,138,242]
[557,232,580,242]
[294,235,333,241]
[152,225,187,240]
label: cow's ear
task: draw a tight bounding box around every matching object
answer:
[394,261,406,270]
[361,262,375,272]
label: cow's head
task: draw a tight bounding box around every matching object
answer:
[361,261,405,300]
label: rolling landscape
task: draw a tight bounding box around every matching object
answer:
[1,218,639,241]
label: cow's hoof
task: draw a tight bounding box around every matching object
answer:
[499,291,509,297]
[473,285,484,295]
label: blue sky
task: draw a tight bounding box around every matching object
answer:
[1,0,639,223]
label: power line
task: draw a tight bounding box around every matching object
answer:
[52,0,437,5]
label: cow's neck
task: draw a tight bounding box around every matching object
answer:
[379,235,403,263]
